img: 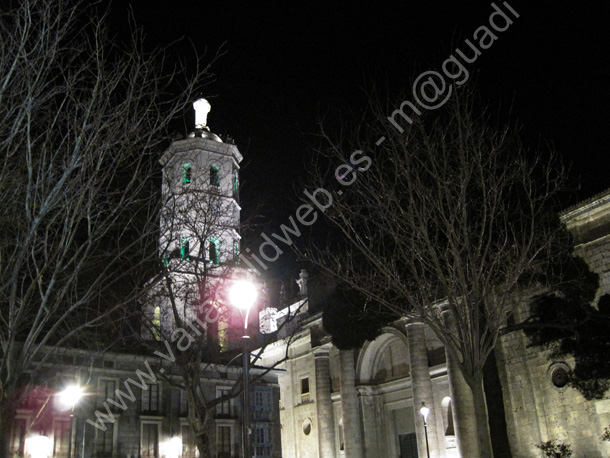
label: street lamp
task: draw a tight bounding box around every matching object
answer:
[229,279,258,458]
[58,385,84,458]
[419,402,431,458]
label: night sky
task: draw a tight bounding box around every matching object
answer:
[110,1,610,281]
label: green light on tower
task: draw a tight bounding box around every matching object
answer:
[183,163,192,184]
[180,237,190,260]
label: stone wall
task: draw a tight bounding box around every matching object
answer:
[497,190,610,458]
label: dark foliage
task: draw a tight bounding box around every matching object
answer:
[321,284,394,350]
[525,230,610,399]
[536,440,573,458]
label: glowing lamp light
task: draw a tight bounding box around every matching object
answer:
[26,435,53,458]
[58,385,84,410]
[163,436,183,458]
[420,401,431,458]
[420,402,430,425]
[229,280,258,311]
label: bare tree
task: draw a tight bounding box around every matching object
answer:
[0,0,213,453]
[139,140,307,457]
[303,88,566,458]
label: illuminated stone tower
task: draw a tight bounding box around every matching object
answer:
[149,99,242,342]
[159,99,241,266]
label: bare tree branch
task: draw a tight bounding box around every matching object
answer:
[0,0,215,452]
[301,86,566,458]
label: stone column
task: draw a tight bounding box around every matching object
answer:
[443,313,479,458]
[406,322,442,458]
[359,386,382,457]
[315,350,336,458]
[339,349,364,458]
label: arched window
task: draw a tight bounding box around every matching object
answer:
[358,332,410,385]
[210,164,220,187]
[338,418,345,454]
[372,338,409,383]
[233,241,240,264]
[152,306,161,341]
[232,167,239,196]
[209,237,220,264]
[442,396,455,436]
[183,163,192,184]
[218,314,229,352]
[180,237,190,260]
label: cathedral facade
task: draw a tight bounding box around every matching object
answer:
[261,190,610,458]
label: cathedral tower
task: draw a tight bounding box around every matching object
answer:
[148,99,243,345]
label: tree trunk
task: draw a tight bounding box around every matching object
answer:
[483,350,512,458]
[0,398,17,458]
[191,409,213,458]
[465,373,494,458]
[195,428,212,458]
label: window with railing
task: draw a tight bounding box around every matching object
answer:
[300,377,310,403]
[217,425,231,458]
[95,421,114,457]
[97,378,118,408]
[181,424,198,458]
[142,383,160,413]
[141,422,159,458]
[10,417,27,457]
[253,387,272,421]
[216,388,233,418]
[252,424,273,458]
[52,419,71,458]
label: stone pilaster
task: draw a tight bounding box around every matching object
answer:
[406,322,442,458]
[315,350,336,458]
[339,349,364,458]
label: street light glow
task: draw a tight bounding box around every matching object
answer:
[229,280,258,310]
[163,437,182,458]
[420,401,431,458]
[420,402,430,424]
[58,384,84,410]
[26,435,53,458]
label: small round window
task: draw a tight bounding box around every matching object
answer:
[303,418,312,435]
[548,362,571,389]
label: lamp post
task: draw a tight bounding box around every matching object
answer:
[229,280,258,458]
[419,402,431,458]
[58,385,84,458]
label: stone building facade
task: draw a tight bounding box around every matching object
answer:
[260,189,610,458]
[260,308,455,458]
[10,347,280,458]
[494,190,610,458]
